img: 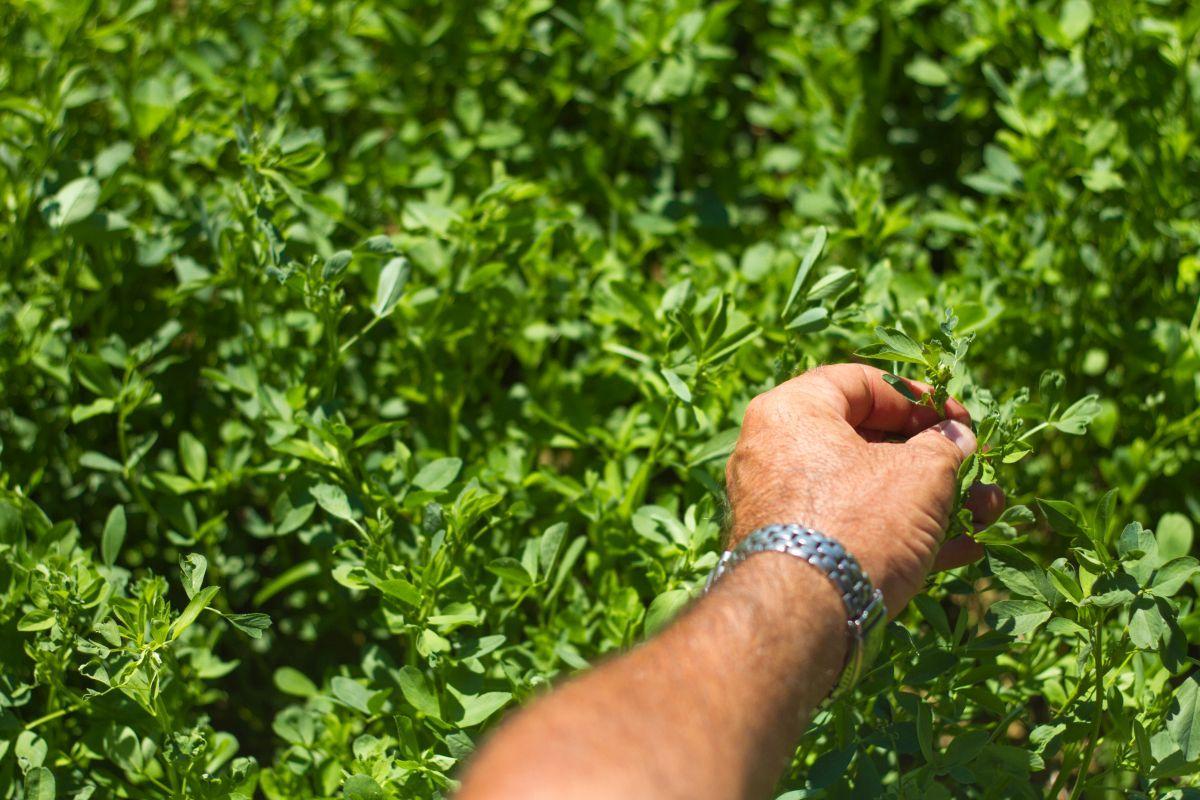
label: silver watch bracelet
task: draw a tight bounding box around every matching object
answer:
[704,523,887,696]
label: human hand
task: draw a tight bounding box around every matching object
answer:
[725,363,1005,616]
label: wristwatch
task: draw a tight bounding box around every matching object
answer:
[705,523,887,698]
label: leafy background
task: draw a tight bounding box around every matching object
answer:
[3,0,1200,798]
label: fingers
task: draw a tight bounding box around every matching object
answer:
[775,364,971,436]
[932,536,985,571]
[904,418,977,470]
[964,483,1005,528]
[932,483,1006,571]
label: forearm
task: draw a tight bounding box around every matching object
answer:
[456,555,847,800]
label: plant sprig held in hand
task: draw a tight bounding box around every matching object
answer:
[858,310,1100,540]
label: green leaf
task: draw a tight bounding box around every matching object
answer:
[781,226,827,318]
[882,373,921,402]
[170,585,220,640]
[1036,498,1089,541]
[1060,0,1094,42]
[987,598,1052,637]
[24,767,55,800]
[95,141,134,179]
[448,686,512,727]
[1093,488,1118,541]
[225,612,272,638]
[0,501,22,545]
[1052,394,1101,435]
[1157,513,1194,561]
[1167,675,1200,761]
[1046,617,1088,639]
[706,323,761,364]
[353,421,405,449]
[179,553,207,599]
[661,368,692,404]
[323,249,352,280]
[689,428,740,467]
[272,438,337,466]
[917,699,935,764]
[644,589,691,636]
[539,522,568,576]
[80,451,124,473]
[18,609,56,632]
[1082,572,1138,608]
[253,560,321,605]
[1129,597,1168,650]
[912,594,951,639]
[273,484,318,536]
[373,577,421,607]
[1149,557,1200,598]
[1118,521,1157,561]
[372,256,411,318]
[75,354,120,397]
[427,602,481,628]
[342,774,384,800]
[925,211,977,234]
[413,457,462,491]
[739,241,775,281]
[101,505,126,567]
[132,76,174,137]
[809,745,856,790]
[486,557,532,587]
[178,432,207,482]
[311,483,354,521]
[1047,562,1084,605]
[331,676,374,714]
[1029,723,1066,755]
[46,177,100,228]
[71,397,116,423]
[987,545,1057,604]
[396,665,442,719]
[786,306,830,333]
[274,667,318,697]
[810,266,856,301]
[16,730,47,769]
[858,327,928,365]
[906,57,951,86]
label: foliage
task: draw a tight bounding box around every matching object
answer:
[2,0,1199,798]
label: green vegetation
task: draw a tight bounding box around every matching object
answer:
[2,0,1199,797]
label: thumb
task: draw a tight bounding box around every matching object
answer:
[906,419,977,472]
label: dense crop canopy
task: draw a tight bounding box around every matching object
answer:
[1,0,1199,798]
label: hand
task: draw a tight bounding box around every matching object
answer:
[725,363,1005,616]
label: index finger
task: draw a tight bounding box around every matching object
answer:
[774,363,971,435]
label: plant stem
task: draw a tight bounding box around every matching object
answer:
[1067,622,1106,800]
[1017,421,1050,443]
[987,703,1025,743]
[620,396,679,517]
[24,703,81,730]
[117,389,166,531]
[339,314,383,354]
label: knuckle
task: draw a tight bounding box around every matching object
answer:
[800,363,833,380]
[792,364,834,393]
[742,392,777,427]
[919,431,963,468]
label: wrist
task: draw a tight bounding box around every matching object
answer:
[709,523,889,699]
[731,507,900,613]
[708,549,849,672]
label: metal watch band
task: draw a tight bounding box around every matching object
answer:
[704,524,887,697]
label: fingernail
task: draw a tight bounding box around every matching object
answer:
[935,419,977,457]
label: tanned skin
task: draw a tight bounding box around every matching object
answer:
[456,364,1005,800]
